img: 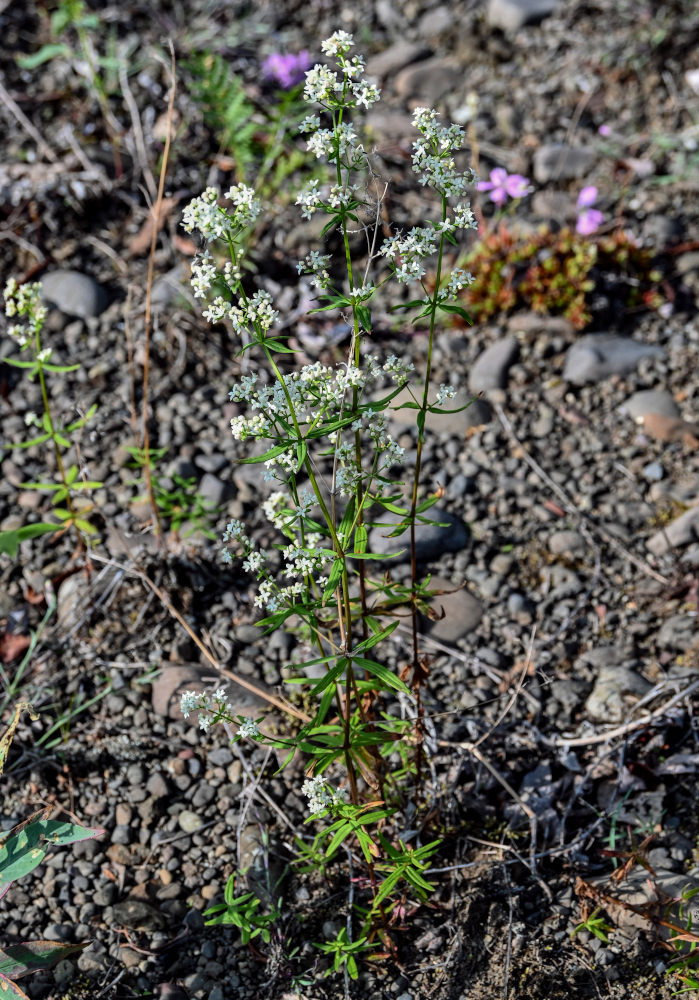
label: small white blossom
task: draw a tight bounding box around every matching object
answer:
[302,774,338,814]
[320,31,354,57]
[238,718,261,740]
[435,383,456,406]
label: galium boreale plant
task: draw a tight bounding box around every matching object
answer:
[180,29,476,969]
[1,280,101,559]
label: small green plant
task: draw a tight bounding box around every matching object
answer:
[0,705,104,997]
[204,872,282,945]
[571,905,614,945]
[458,223,663,329]
[16,0,123,171]
[184,50,313,203]
[315,927,372,981]
[126,446,220,539]
[665,885,699,995]
[0,280,101,558]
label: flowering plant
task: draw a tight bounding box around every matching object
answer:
[180,30,477,969]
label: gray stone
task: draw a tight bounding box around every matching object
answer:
[563,334,663,385]
[146,772,169,799]
[366,42,431,79]
[487,0,560,31]
[531,190,575,223]
[150,263,188,309]
[469,337,519,392]
[421,576,483,642]
[368,507,468,563]
[642,462,664,482]
[647,505,699,555]
[548,529,585,556]
[41,269,108,318]
[585,666,652,722]
[112,899,166,931]
[177,810,203,834]
[197,472,228,507]
[533,144,596,183]
[620,390,680,422]
[657,614,697,651]
[393,58,462,106]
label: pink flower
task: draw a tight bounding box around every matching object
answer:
[598,124,611,137]
[577,185,598,209]
[575,185,603,235]
[477,168,532,204]
[262,51,312,89]
[576,209,604,236]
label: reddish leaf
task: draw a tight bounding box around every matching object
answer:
[0,633,31,664]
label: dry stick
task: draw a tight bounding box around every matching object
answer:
[552,678,699,748]
[141,41,177,540]
[493,402,669,586]
[89,550,310,724]
[0,78,58,163]
[118,58,157,202]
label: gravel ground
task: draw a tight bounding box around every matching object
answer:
[1,1,699,998]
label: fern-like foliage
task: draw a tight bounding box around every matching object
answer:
[185,51,259,181]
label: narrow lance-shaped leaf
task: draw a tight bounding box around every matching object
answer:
[0,941,88,981]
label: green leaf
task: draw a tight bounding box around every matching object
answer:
[40,363,80,374]
[313,685,335,727]
[0,941,87,981]
[16,44,71,69]
[0,523,59,558]
[338,498,356,545]
[238,443,289,466]
[309,661,346,697]
[323,557,345,602]
[389,298,428,313]
[354,524,367,555]
[355,304,371,332]
[437,302,473,323]
[352,657,410,694]
[353,620,399,654]
[0,820,104,897]
[326,822,352,858]
[415,493,440,514]
[0,973,29,997]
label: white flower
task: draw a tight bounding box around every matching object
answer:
[238,718,261,740]
[321,31,354,57]
[435,383,456,406]
[302,774,337,814]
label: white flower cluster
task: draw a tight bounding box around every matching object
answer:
[435,383,456,406]
[379,226,438,284]
[301,774,341,815]
[382,354,415,386]
[437,267,475,300]
[306,122,365,167]
[180,686,232,732]
[297,250,332,290]
[295,180,358,220]
[182,184,261,244]
[303,32,380,112]
[4,279,47,348]
[411,107,477,197]
[238,718,261,740]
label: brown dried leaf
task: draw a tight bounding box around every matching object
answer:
[127,196,180,257]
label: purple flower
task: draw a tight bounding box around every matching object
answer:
[598,124,611,137]
[477,167,531,204]
[575,186,603,235]
[576,208,604,236]
[577,185,598,209]
[262,50,312,89]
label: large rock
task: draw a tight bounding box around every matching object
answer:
[533,144,596,183]
[368,507,468,563]
[620,389,680,422]
[563,334,663,385]
[487,0,560,31]
[585,665,652,722]
[393,58,462,106]
[469,336,519,392]
[366,41,432,79]
[647,504,699,555]
[420,575,483,642]
[41,269,108,318]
